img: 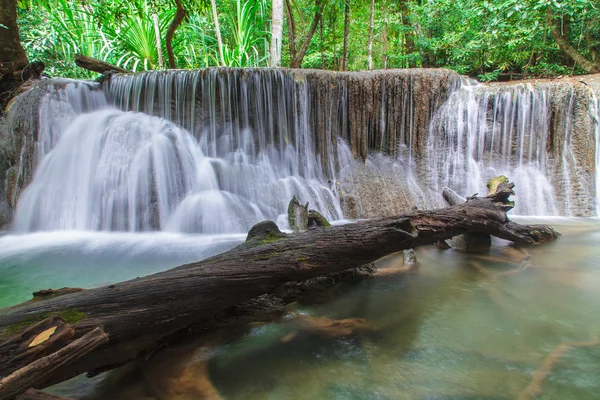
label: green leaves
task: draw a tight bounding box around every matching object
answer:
[220,0,269,67]
[16,0,271,77]
[14,0,599,78]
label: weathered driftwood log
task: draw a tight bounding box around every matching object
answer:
[74,54,130,75]
[0,181,558,398]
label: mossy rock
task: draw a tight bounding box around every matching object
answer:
[308,210,331,228]
[486,175,509,195]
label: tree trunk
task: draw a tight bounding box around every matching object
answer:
[367,0,375,70]
[547,9,600,73]
[289,0,327,68]
[320,16,325,69]
[0,181,558,398]
[270,0,284,66]
[382,0,388,69]
[210,0,226,66]
[0,0,28,77]
[152,14,164,69]
[399,0,415,67]
[165,0,186,69]
[341,0,350,71]
[284,0,297,65]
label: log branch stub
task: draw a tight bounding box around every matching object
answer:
[74,54,130,75]
[0,316,76,375]
[441,186,491,252]
[0,328,108,400]
[32,289,85,302]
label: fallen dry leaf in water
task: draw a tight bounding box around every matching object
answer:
[28,326,57,347]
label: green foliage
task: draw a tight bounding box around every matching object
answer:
[17,0,271,78]
[220,0,269,67]
[405,0,600,77]
[15,0,600,80]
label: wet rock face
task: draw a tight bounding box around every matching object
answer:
[104,68,462,181]
[346,73,600,218]
[0,83,47,227]
[0,118,13,227]
[295,68,462,164]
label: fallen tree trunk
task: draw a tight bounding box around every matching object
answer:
[74,54,130,75]
[0,181,558,398]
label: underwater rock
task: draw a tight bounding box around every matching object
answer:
[288,314,372,338]
[447,234,492,253]
[403,249,417,264]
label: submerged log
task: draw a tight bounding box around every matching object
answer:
[0,181,558,398]
[74,54,129,75]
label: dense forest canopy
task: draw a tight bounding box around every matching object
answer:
[5,0,600,80]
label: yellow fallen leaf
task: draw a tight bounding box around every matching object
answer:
[28,326,57,347]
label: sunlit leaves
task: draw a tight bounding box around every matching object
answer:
[17,0,271,77]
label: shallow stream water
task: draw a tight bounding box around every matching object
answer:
[1,218,599,399]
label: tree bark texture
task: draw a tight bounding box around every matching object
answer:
[270,0,284,66]
[165,0,186,69]
[0,0,29,77]
[367,0,375,70]
[288,0,327,68]
[210,0,226,66]
[342,0,350,71]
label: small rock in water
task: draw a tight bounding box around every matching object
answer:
[403,249,417,264]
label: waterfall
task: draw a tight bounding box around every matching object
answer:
[9,69,600,233]
[13,71,343,233]
[425,80,600,216]
[35,80,108,163]
[590,87,600,215]
[426,83,558,215]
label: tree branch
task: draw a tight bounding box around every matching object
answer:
[166,0,187,69]
[291,0,327,67]
[547,9,600,73]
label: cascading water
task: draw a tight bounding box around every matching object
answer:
[35,80,108,163]
[9,69,600,234]
[426,82,559,215]
[589,86,600,215]
[13,71,343,233]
